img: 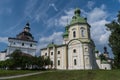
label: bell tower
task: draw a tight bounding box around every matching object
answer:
[63,8,91,44]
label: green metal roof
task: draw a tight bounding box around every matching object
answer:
[63,8,88,38]
[101,60,109,64]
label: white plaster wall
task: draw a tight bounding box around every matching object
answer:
[56,46,67,69]
[96,59,101,69]
[7,39,37,56]
[68,40,84,70]
[69,24,89,40]
[101,64,111,70]
[0,52,6,61]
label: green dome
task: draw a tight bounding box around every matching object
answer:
[62,32,68,38]
[47,42,57,48]
[70,8,87,25]
[74,8,81,16]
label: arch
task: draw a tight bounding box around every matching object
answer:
[68,39,82,46]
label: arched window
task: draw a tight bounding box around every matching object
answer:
[73,49,76,53]
[45,53,47,56]
[81,29,85,37]
[22,43,24,46]
[51,52,53,55]
[74,59,77,65]
[80,27,85,37]
[58,60,60,66]
[73,31,76,38]
[30,44,32,47]
[86,58,89,66]
[58,51,60,54]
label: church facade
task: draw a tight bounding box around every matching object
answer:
[41,8,99,70]
[7,23,37,56]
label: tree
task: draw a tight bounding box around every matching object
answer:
[9,49,34,69]
[37,56,44,67]
[44,56,51,66]
[99,54,106,61]
[105,11,120,68]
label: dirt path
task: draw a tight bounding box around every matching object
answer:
[0,71,51,80]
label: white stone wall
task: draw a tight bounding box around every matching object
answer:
[0,52,6,61]
[41,46,67,70]
[7,39,37,56]
[68,40,84,70]
[56,46,67,69]
[68,24,90,41]
[96,59,101,69]
[101,63,111,70]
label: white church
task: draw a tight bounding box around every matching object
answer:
[0,8,112,70]
[41,8,112,70]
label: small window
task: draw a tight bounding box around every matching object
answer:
[73,31,76,38]
[86,58,89,65]
[51,52,53,55]
[85,48,88,52]
[74,59,77,65]
[58,51,60,54]
[73,49,76,53]
[81,29,85,37]
[13,42,16,45]
[22,43,24,46]
[30,44,32,47]
[58,60,60,66]
[45,53,47,56]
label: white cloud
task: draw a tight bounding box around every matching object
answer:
[87,1,95,9]
[24,0,38,17]
[46,8,74,28]
[87,5,107,23]
[49,3,58,11]
[56,9,74,27]
[39,32,63,44]
[84,4,110,45]
[119,0,120,3]
[99,31,111,44]
[0,37,8,44]
[36,32,63,54]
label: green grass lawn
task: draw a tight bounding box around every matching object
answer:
[7,70,120,80]
[0,70,40,77]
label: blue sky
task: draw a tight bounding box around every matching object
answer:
[0,0,120,57]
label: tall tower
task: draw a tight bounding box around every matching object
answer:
[7,22,37,56]
[63,8,97,69]
[63,8,91,43]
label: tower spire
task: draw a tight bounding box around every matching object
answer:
[24,22,30,32]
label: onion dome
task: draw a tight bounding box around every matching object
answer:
[16,22,34,41]
[70,8,87,25]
